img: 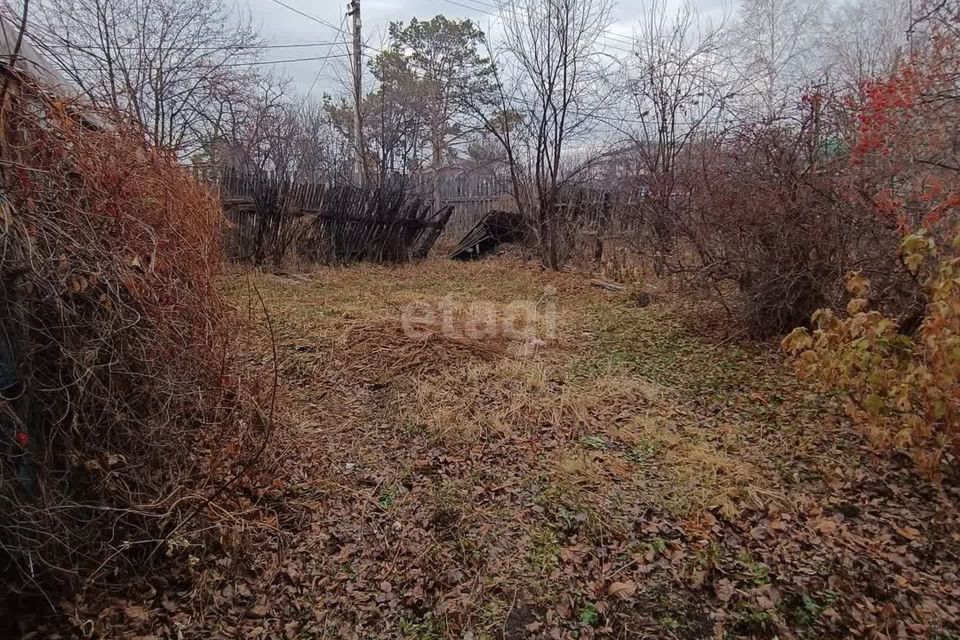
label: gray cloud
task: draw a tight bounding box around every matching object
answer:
[241,0,737,97]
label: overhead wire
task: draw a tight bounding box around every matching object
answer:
[434,0,638,56]
[306,13,350,99]
[264,0,353,38]
[260,0,724,129]
[44,0,722,130]
[31,39,349,52]
[62,52,352,73]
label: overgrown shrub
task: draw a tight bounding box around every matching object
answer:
[0,84,247,598]
[784,34,960,478]
[639,35,960,338]
[784,234,959,479]
[646,106,907,336]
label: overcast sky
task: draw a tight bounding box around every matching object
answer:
[240,0,732,99]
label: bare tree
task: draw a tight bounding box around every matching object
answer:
[908,0,960,42]
[211,75,349,264]
[622,0,733,261]
[823,0,910,91]
[500,0,615,269]
[461,37,532,225]
[211,74,291,173]
[293,101,351,183]
[29,0,261,154]
[731,0,826,120]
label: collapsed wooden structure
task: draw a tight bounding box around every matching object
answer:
[215,169,453,264]
[449,210,527,260]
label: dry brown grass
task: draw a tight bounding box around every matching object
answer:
[231,258,780,519]
[39,256,960,639]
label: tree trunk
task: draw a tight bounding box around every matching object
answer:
[538,193,561,271]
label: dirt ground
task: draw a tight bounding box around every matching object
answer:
[33,258,960,639]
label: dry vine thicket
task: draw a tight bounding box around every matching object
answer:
[0,83,253,600]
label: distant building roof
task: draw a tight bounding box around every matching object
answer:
[0,15,77,97]
[0,16,109,129]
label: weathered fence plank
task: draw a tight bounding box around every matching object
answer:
[208,168,452,265]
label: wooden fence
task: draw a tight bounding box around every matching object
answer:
[199,167,453,264]
[412,172,644,244]
[413,172,517,243]
[188,163,647,259]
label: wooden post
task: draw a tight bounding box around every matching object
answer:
[347,0,364,186]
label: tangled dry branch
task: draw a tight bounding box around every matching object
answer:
[0,81,261,601]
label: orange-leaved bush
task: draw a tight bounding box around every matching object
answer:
[783,232,960,479]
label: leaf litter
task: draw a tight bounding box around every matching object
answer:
[23,257,960,639]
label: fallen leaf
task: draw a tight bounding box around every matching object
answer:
[898,526,921,540]
[607,580,637,599]
[815,518,838,535]
[124,605,149,621]
[714,578,735,603]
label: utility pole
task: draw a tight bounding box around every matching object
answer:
[347,0,364,184]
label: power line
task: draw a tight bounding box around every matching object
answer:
[28,1,359,83]
[233,53,350,67]
[36,39,348,52]
[67,52,351,72]
[438,0,503,21]
[264,0,636,62]
[194,52,351,68]
[265,0,384,58]
[435,0,638,55]
[250,2,694,129]
[307,14,350,99]
[265,0,351,38]
[495,0,636,46]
